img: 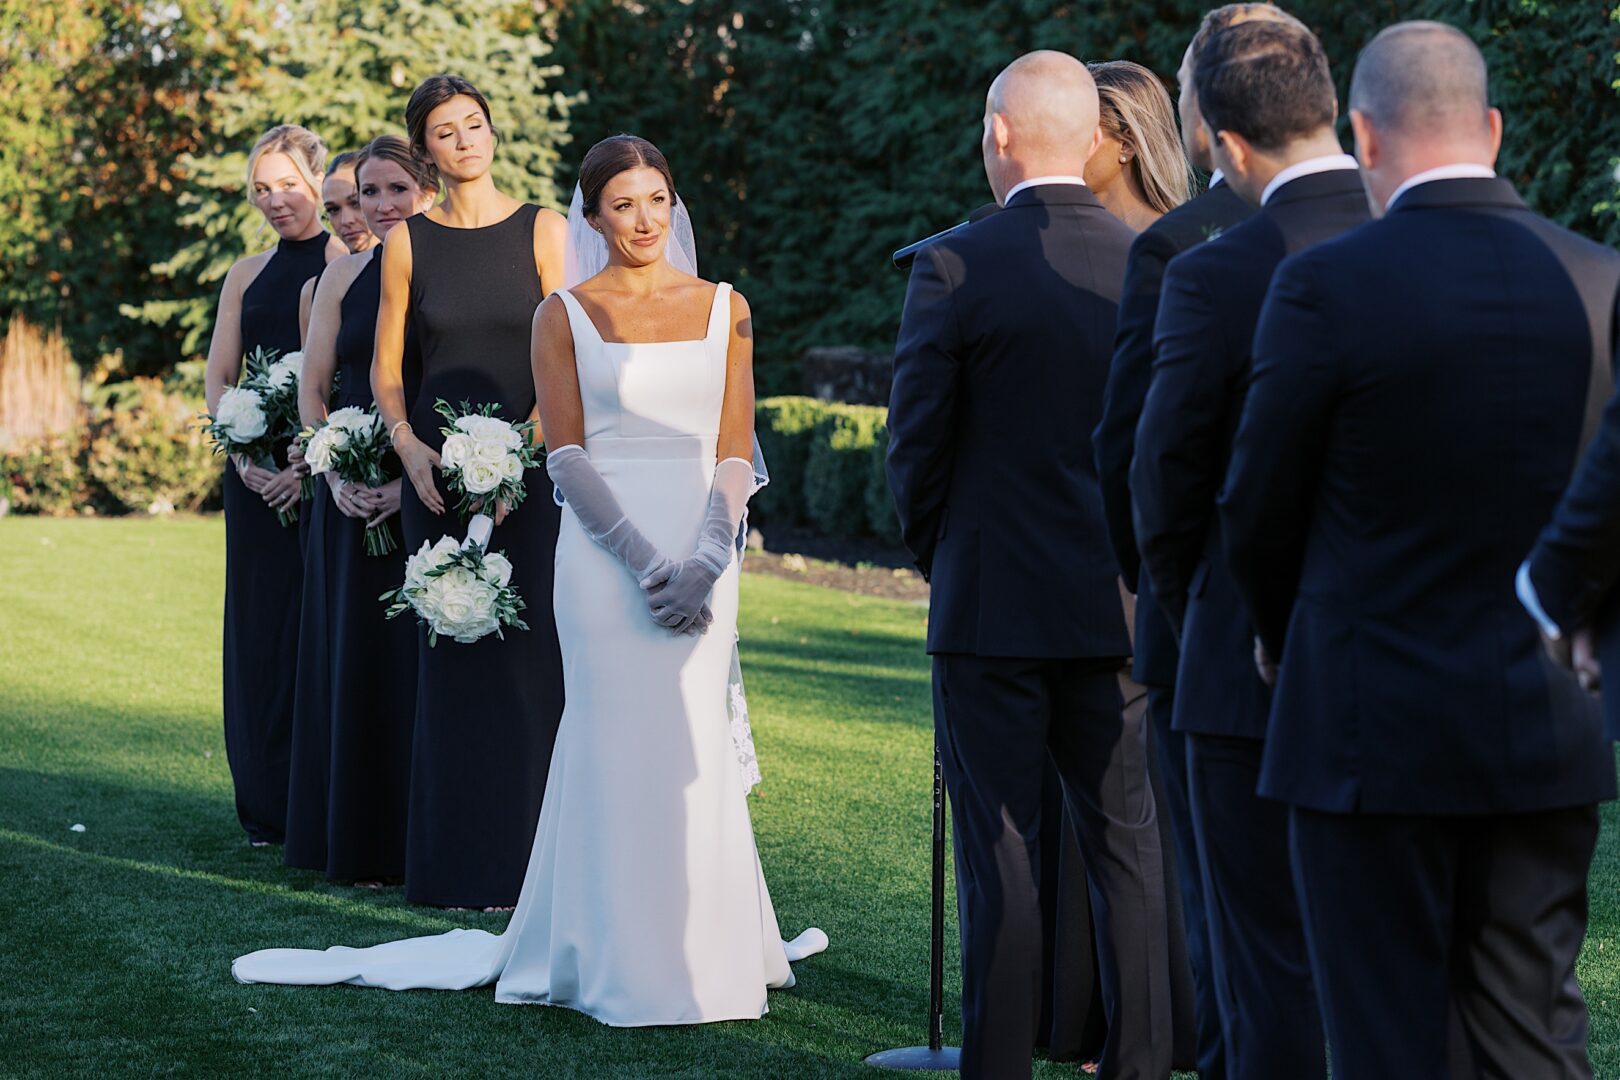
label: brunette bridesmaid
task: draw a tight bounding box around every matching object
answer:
[203,124,345,845]
[372,76,568,909]
[284,136,438,882]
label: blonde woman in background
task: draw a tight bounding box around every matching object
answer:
[1086,61,1195,230]
[203,123,345,846]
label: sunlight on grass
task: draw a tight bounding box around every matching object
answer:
[2,515,1615,1078]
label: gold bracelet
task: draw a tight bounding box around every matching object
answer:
[389,420,412,446]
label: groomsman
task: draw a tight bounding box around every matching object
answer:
[1093,7,1300,1077]
[1521,379,1619,730]
[1219,21,1618,1078]
[888,50,1170,1080]
[1132,18,1363,1078]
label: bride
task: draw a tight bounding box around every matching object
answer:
[232,134,826,1025]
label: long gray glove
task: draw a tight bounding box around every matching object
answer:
[547,444,711,635]
[642,457,753,631]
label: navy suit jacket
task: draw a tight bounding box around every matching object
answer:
[1528,381,1620,738]
[1220,177,1617,814]
[887,183,1134,658]
[1133,168,1370,739]
[1094,179,1253,687]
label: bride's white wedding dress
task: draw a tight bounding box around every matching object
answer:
[233,281,825,1025]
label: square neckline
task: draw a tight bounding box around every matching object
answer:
[562,283,727,346]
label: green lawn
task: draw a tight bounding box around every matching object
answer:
[2,516,1618,1078]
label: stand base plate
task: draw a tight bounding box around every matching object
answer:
[863,1046,962,1070]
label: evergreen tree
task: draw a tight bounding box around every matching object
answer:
[127,0,576,357]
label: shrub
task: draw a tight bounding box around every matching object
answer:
[865,423,903,546]
[83,378,220,515]
[805,403,887,537]
[755,396,834,525]
[1,435,90,516]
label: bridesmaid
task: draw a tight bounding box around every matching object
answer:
[284,135,438,883]
[204,124,346,846]
[284,149,385,868]
[297,151,377,338]
[372,75,569,909]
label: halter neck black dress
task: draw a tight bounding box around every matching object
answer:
[399,205,565,907]
[284,249,422,880]
[223,229,330,844]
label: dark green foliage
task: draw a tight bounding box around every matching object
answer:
[805,403,887,537]
[549,0,1619,392]
[755,396,835,524]
[126,0,575,360]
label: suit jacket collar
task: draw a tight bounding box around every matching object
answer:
[1264,167,1365,211]
[1387,176,1527,215]
[1004,183,1107,212]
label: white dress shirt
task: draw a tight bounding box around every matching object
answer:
[1387,164,1497,211]
[1259,154,1360,206]
[1516,562,1563,640]
[1209,168,1226,188]
[1004,175,1088,203]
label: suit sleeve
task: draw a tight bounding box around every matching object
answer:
[1094,229,1176,590]
[1526,381,1620,632]
[1219,254,1340,658]
[885,244,962,579]
[1130,256,1227,631]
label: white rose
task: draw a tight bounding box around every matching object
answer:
[462,460,502,495]
[215,387,268,441]
[457,414,522,449]
[326,406,369,433]
[266,352,304,390]
[304,426,342,474]
[403,539,436,590]
[471,438,510,466]
[435,573,483,628]
[496,453,524,481]
[440,432,476,472]
[413,576,448,623]
[481,551,513,588]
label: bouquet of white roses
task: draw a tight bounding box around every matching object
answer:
[250,348,311,500]
[203,355,298,527]
[434,399,542,521]
[380,516,527,646]
[304,405,399,556]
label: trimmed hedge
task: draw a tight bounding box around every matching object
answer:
[756,395,901,546]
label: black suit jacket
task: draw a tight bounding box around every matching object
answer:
[1133,168,1370,738]
[1528,381,1620,738]
[1220,176,1618,814]
[1094,179,1253,688]
[887,183,1134,658]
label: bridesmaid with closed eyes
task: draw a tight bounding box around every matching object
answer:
[372,75,569,910]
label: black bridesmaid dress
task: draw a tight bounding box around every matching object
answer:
[399,204,565,908]
[285,249,422,880]
[223,229,330,844]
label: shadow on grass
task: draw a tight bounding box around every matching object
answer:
[0,764,946,1078]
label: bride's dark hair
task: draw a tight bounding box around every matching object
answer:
[578,134,678,216]
[404,74,500,187]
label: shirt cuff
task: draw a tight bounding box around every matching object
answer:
[1516,561,1563,641]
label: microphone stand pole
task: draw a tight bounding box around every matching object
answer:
[864,740,960,1070]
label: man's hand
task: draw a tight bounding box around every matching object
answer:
[1254,636,1278,687]
[1574,628,1602,693]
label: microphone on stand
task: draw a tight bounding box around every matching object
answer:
[890,203,1002,271]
